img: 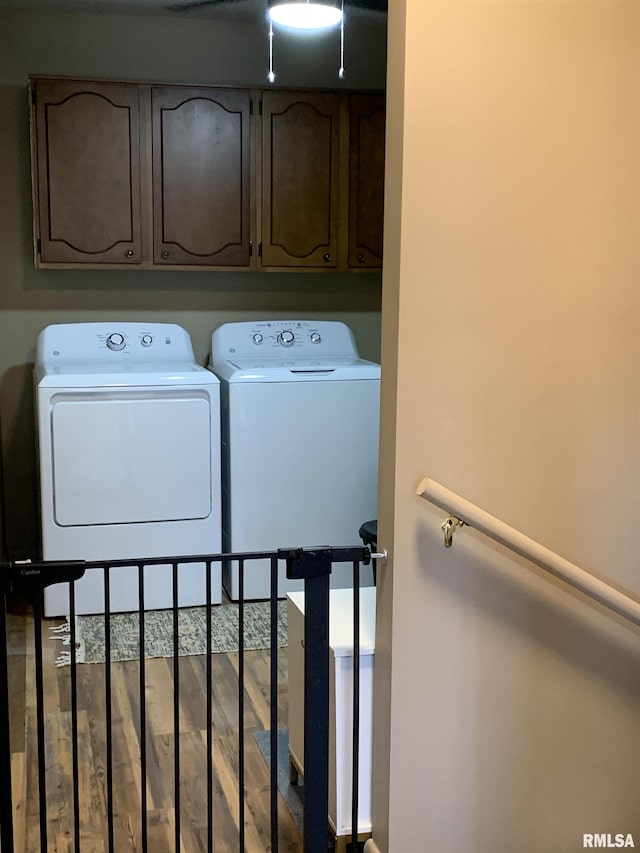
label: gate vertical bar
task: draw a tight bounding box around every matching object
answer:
[282,548,332,853]
[32,595,48,853]
[238,558,245,852]
[0,590,14,853]
[351,561,360,852]
[303,562,330,853]
[104,567,115,853]
[138,564,148,853]
[69,583,81,853]
[269,556,279,853]
[172,561,180,852]
[206,561,214,853]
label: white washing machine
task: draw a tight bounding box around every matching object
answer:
[209,320,380,601]
[35,322,222,616]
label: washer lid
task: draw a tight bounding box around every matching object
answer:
[214,357,380,382]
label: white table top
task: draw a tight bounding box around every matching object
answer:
[287,587,376,657]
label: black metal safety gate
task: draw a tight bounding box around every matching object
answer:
[0,546,373,853]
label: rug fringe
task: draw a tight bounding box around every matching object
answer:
[50,618,85,667]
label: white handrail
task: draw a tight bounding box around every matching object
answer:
[416,477,640,630]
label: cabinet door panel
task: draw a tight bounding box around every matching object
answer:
[34,80,142,264]
[152,87,251,266]
[261,91,340,268]
[349,94,385,268]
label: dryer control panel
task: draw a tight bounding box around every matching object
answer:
[211,320,359,363]
[36,322,196,366]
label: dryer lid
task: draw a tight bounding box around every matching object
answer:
[36,362,219,388]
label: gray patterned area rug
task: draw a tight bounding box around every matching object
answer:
[52,601,287,665]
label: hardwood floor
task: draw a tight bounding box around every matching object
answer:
[5,596,304,853]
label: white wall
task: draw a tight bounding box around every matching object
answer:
[371,1,640,850]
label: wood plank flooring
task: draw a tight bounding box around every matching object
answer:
[5,596,304,853]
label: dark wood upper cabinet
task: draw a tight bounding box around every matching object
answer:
[348,93,385,269]
[152,87,252,267]
[260,91,341,269]
[33,79,142,265]
[31,78,384,272]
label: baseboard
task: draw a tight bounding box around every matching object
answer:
[364,838,382,853]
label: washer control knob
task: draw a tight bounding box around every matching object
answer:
[278,330,295,346]
[252,333,263,345]
[310,333,322,344]
[106,333,125,351]
[141,334,153,347]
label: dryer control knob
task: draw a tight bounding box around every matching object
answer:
[310,333,321,344]
[252,333,263,344]
[106,333,125,351]
[278,330,295,346]
[141,334,153,347]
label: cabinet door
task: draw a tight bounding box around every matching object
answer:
[261,91,340,269]
[348,94,385,269]
[33,79,142,265]
[152,87,252,267]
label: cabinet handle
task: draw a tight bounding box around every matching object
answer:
[323,252,332,263]
[125,249,134,258]
[357,253,366,263]
[161,250,169,260]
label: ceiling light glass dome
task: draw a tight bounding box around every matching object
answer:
[268,0,343,29]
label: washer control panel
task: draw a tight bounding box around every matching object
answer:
[212,320,359,362]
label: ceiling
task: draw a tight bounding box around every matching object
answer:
[0,0,265,19]
[0,0,387,24]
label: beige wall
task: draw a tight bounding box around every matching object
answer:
[0,8,386,559]
[372,1,640,851]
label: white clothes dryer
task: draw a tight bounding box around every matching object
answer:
[35,322,222,616]
[209,320,380,601]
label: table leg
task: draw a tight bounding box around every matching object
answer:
[289,754,300,785]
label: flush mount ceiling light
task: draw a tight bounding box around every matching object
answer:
[267,0,345,83]
[268,0,343,29]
